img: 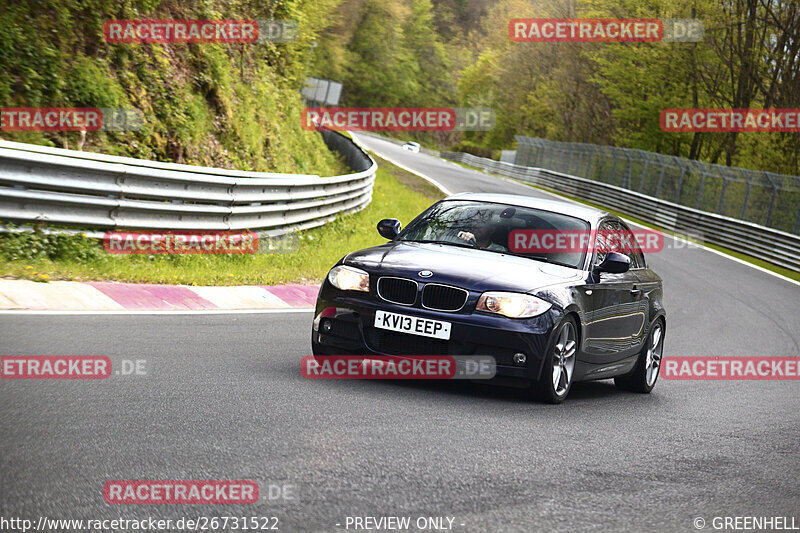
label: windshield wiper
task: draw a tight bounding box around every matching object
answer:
[404,239,476,249]
[403,240,578,268]
[503,251,575,268]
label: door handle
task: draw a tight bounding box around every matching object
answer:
[630,287,642,296]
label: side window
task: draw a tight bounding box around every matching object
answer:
[617,221,645,269]
[595,219,644,269]
[594,220,617,267]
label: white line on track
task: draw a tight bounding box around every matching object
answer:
[351,133,453,195]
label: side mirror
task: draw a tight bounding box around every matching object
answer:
[594,252,630,274]
[377,218,401,240]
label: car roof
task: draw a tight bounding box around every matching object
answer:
[443,192,607,223]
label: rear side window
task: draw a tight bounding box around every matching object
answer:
[619,221,646,269]
[594,219,645,269]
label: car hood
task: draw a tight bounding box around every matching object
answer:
[343,241,583,294]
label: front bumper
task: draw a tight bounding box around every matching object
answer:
[312,282,561,381]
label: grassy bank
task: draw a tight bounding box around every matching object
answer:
[0,157,443,286]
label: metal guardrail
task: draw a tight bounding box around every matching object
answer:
[442,151,800,272]
[0,130,376,235]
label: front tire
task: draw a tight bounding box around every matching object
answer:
[615,318,665,393]
[531,316,578,404]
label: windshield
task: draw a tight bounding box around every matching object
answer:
[398,200,590,269]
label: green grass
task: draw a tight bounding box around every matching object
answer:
[454,160,800,283]
[0,158,444,286]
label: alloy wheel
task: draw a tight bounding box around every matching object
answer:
[552,321,577,396]
[645,323,664,387]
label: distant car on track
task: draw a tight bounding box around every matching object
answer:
[312,193,666,403]
[402,141,420,153]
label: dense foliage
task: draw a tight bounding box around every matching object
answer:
[313,0,800,175]
[0,0,346,175]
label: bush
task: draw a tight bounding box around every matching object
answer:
[451,142,500,160]
[0,230,105,263]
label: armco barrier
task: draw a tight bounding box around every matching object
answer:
[515,136,800,235]
[442,152,800,271]
[0,130,376,236]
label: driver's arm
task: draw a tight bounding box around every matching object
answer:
[457,231,476,243]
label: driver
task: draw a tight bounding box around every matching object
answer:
[457,210,505,251]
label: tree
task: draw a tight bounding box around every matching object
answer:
[404,0,453,106]
[342,0,420,106]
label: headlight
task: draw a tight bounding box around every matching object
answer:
[476,292,552,318]
[328,265,370,292]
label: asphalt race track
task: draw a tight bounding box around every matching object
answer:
[1,137,799,532]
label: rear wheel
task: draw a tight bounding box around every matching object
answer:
[531,316,578,404]
[615,318,665,393]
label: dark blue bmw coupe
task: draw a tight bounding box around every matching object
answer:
[312,193,666,403]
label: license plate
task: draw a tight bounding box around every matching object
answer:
[374,310,451,340]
